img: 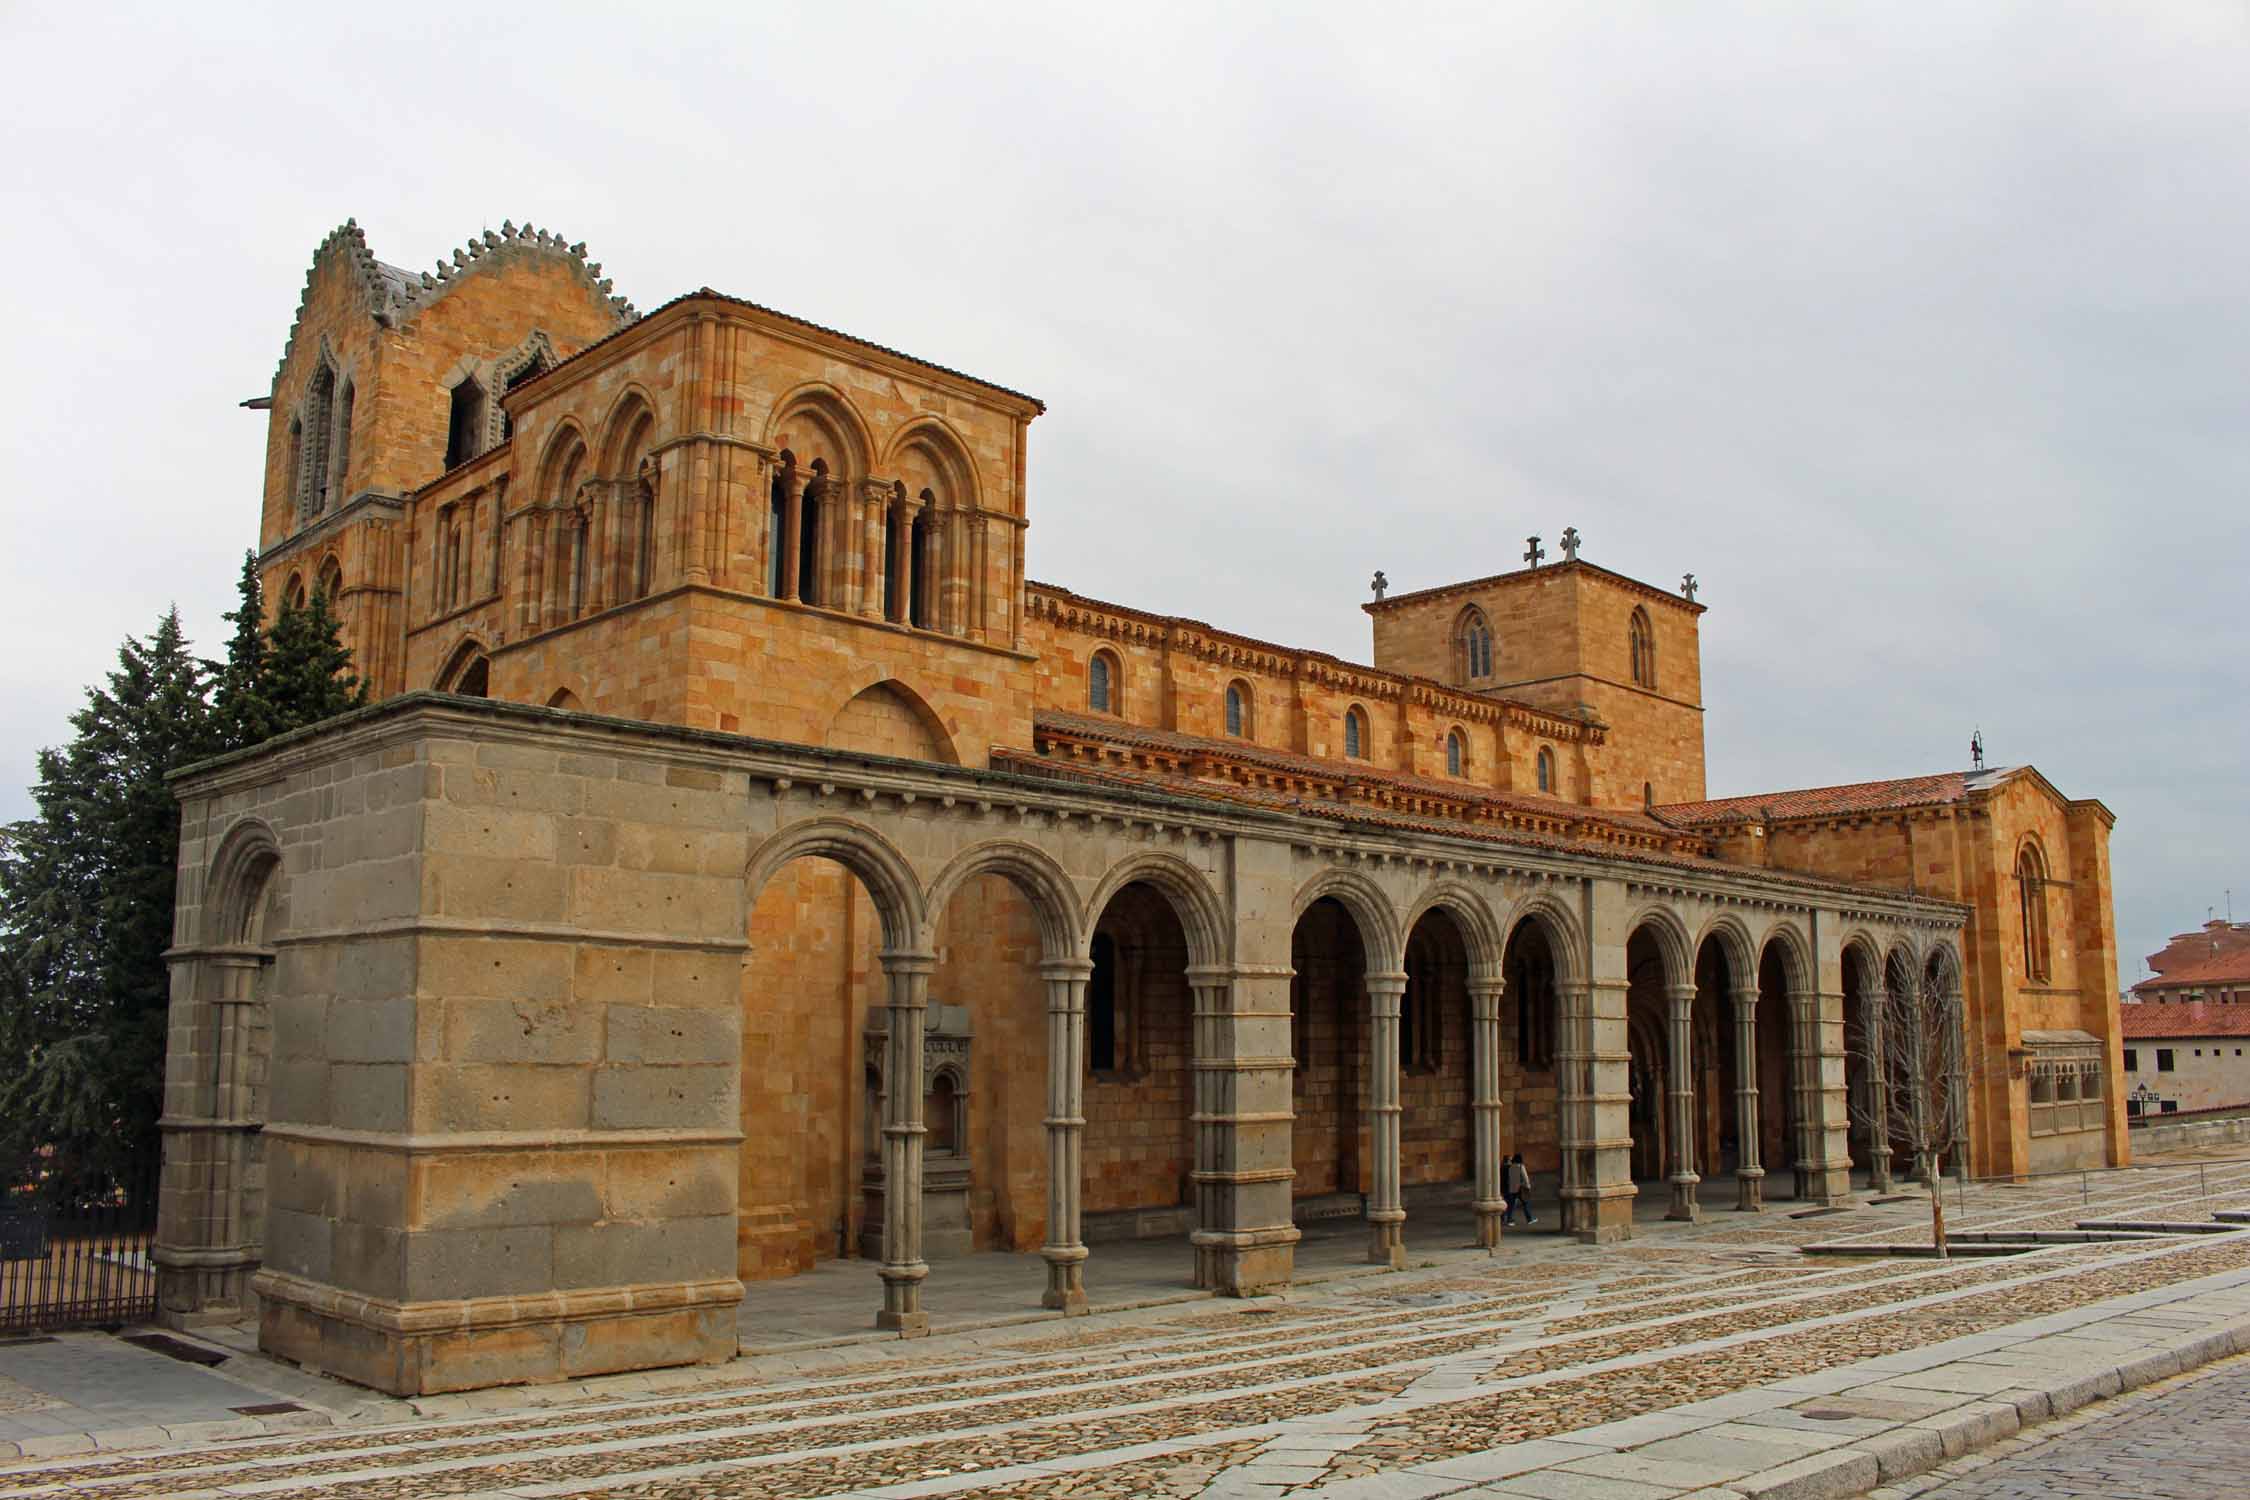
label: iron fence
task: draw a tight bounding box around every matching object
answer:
[0,1169,159,1334]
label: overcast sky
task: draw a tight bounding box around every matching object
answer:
[2,3,2243,979]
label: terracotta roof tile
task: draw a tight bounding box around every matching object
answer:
[2120,1001,2250,1039]
[1657,768,2015,826]
[2131,947,2250,994]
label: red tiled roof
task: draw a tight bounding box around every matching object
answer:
[2132,947,2250,995]
[1033,709,1675,839]
[1657,769,2010,826]
[2120,1002,2250,1039]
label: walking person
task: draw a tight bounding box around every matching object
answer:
[1504,1153,1536,1226]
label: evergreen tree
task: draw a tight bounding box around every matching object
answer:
[0,611,210,1195]
[208,550,276,752]
[261,582,367,733]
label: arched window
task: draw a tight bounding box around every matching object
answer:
[1446,728,1466,777]
[446,377,489,470]
[2018,843,2052,981]
[767,454,791,597]
[798,463,826,608]
[1225,681,1250,738]
[1643,781,1655,808]
[331,380,355,503]
[909,498,934,629]
[926,1072,960,1155]
[1343,705,1368,759]
[1456,606,1495,681]
[439,639,490,698]
[1629,607,1657,689]
[300,359,336,516]
[1088,650,1118,714]
[283,572,306,614]
[1536,746,1556,793]
[315,556,342,612]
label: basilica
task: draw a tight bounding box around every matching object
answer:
[152,222,2125,1396]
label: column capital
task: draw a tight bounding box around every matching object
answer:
[1364,970,1409,997]
[879,949,938,977]
[1039,957,1095,981]
[1666,982,1697,1007]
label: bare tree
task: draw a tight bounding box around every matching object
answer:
[1846,948,1974,1257]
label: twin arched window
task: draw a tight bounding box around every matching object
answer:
[1536,746,1557,794]
[1446,728,1467,777]
[1457,606,1495,682]
[1089,650,1119,714]
[1343,705,1369,760]
[1629,607,1657,689]
[1225,681,1251,737]
[2018,842,2052,981]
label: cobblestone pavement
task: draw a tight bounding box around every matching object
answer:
[0,1159,2243,1500]
[1876,1351,2250,1500]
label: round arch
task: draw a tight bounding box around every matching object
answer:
[596,385,661,476]
[1081,850,1230,971]
[1692,914,1759,987]
[536,419,592,502]
[1922,938,1964,996]
[1499,893,1586,987]
[880,415,984,511]
[1623,905,1695,991]
[763,382,876,479]
[436,636,491,695]
[922,839,1085,961]
[203,818,284,946]
[1291,868,1406,973]
[743,816,927,952]
[1402,880,1505,974]
[1756,920,1816,995]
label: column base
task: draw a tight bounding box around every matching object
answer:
[1191,1226,1298,1294]
[1041,1247,1089,1313]
[1367,1213,1406,1269]
[1735,1167,1765,1212]
[878,1260,929,1335]
[253,1269,740,1397]
[1665,1174,1702,1222]
[1563,1184,1636,1243]
[1473,1200,1506,1250]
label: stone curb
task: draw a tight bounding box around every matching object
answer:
[1699,1312,2250,1500]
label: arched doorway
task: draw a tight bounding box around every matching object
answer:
[1291,896,1370,1249]
[1499,910,1568,1234]
[1841,942,1891,1191]
[1398,906,1475,1236]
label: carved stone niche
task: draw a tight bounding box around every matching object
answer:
[860,1002,975,1261]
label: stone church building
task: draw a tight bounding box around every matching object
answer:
[153,222,2125,1395]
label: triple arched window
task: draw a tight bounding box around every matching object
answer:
[1343,705,1369,760]
[2018,842,2052,981]
[1225,681,1251,737]
[1456,606,1495,682]
[1629,608,1657,689]
[1088,650,1120,714]
[1446,728,1467,777]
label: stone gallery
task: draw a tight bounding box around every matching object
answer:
[152,221,2126,1395]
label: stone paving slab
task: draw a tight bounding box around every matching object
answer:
[0,1159,2241,1496]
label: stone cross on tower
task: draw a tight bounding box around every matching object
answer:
[1523,536,1544,567]
[1560,527,1581,562]
[1370,570,1388,601]
[1680,573,1698,601]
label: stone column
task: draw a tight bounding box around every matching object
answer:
[1040,958,1092,1312]
[1664,983,1701,1221]
[154,948,268,1323]
[1944,985,1971,1182]
[1364,970,1408,1268]
[894,497,924,625]
[859,483,890,619]
[1188,964,1298,1293]
[779,463,803,601]
[1468,971,1507,1249]
[1732,986,1764,1211]
[878,950,934,1334]
[943,510,970,636]
[1866,996,1894,1193]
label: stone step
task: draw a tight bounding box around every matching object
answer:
[2075,1219,2246,1235]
